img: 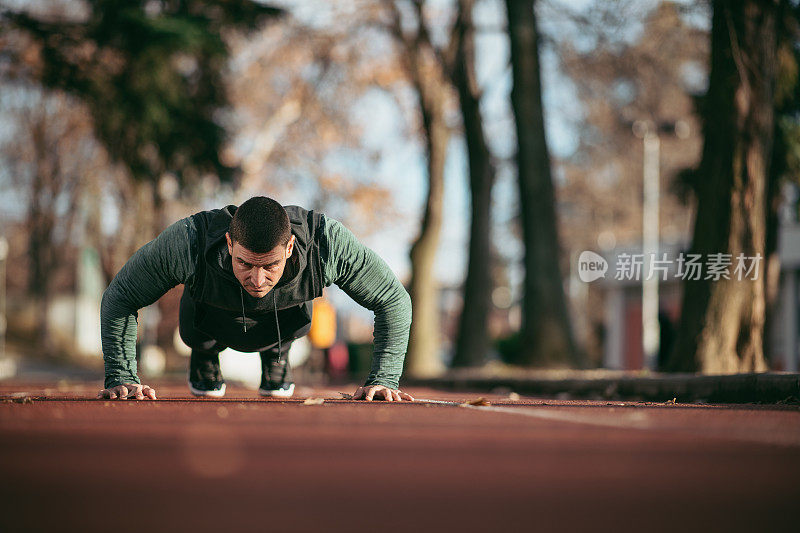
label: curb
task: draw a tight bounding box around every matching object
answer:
[405,372,800,404]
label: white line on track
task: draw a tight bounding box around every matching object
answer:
[416,399,654,430]
[415,399,800,447]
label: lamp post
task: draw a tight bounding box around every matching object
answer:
[633,120,660,371]
[631,119,689,371]
[0,236,7,360]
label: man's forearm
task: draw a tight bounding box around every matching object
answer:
[322,216,412,389]
[101,290,141,389]
[100,218,196,388]
[363,290,411,389]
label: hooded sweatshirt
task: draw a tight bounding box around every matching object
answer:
[100,205,411,390]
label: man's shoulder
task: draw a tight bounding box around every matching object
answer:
[284,205,328,238]
[188,206,234,228]
[187,203,331,242]
[284,204,319,220]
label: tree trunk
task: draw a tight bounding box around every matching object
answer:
[451,0,494,368]
[27,118,60,351]
[670,0,778,373]
[505,0,583,368]
[133,180,159,249]
[763,0,798,368]
[406,126,448,376]
[387,1,451,377]
[406,75,449,377]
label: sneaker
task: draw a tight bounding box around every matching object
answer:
[189,349,225,398]
[258,381,295,398]
[258,350,294,398]
[189,379,226,398]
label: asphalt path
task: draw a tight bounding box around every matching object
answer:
[1,382,799,532]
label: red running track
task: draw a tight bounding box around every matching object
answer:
[1,382,799,533]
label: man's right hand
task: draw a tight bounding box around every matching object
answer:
[97,383,157,400]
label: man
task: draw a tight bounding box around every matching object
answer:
[98,196,414,402]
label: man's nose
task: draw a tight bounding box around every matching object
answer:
[254,267,268,287]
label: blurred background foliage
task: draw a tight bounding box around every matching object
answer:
[4,0,282,186]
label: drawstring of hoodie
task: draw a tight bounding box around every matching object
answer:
[239,286,248,333]
[274,290,286,384]
[240,286,286,382]
[273,289,283,367]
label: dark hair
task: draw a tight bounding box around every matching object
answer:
[229,196,291,253]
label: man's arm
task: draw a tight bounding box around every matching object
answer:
[101,217,196,391]
[320,216,412,395]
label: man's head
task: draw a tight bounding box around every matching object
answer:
[226,196,295,298]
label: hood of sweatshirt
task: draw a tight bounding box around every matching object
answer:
[188,204,325,314]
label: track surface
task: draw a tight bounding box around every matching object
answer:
[1,381,799,533]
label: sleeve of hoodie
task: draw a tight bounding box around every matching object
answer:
[100,217,197,389]
[320,216,412,390]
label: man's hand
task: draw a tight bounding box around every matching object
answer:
[97,383,157,400]
[352,385,414,402]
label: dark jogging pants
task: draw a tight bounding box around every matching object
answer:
[178,289,312,383]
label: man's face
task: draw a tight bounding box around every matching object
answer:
[226,232,295,298]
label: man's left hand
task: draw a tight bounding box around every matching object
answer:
[352,385,414,402]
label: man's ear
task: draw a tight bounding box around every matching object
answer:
[285,235,296,258]
[225,232,233,255]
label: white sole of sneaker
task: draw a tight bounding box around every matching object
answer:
[258,383,295,398]
[189,383,226,398]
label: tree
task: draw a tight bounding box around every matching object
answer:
[352,0,493,371]
[223,11,396,231]
[2,0,283,240]
[505,0,582,367]
[387,1,453,376]
[1,1,283,356]
[670,0,789,372]
[550,1,709,365]
[0,90,98,350]
[764,0,800,361]
[555,1,707,245]
[450,0,495,368]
